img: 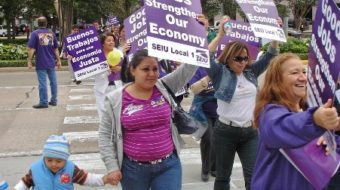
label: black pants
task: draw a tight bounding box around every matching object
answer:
[326,172,340,190]
[201,118,216,174]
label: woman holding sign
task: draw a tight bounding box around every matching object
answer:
[98,15,209,190]
[98,49,197,189]
[94,32,123,119]
[252,53,340,189]
[207,16,280,190]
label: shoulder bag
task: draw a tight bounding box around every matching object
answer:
[161,81,199,134]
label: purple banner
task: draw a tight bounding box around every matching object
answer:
[307,0,340,107]
[124,7,148,62]
[145,0,209,67]
[216,20,260,61]
[124,0,209,67]
[280,137,340,190]
[236,0,286,42]
[106,16,120,26]
[64,27,109,80]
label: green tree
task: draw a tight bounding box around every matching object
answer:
[54,0,74,44]
[201,0,221,24]
[287,0,317,29]
[0,0,26,39]
[218,0,240,19]
[76,0,139,24]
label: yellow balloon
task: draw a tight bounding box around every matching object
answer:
[107,50,121,67]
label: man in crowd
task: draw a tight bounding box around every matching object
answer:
[27,16,61,109]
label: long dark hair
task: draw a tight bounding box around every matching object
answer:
[121,49,156,83]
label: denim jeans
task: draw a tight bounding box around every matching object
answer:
[326,171,340,190]
[36,68,57,105]
[121,153,182,190]
[213,120,258,190]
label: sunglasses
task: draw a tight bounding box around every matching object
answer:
[233,56,249,63]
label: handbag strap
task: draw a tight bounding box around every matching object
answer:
[161,80,180,107]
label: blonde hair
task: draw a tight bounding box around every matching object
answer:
[253,53,306,129]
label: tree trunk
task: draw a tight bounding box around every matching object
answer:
[221,0,238,19]
[54,0,74,47]
[11,17,16,39]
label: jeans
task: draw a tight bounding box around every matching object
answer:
[121,153,182,190]
[201,118,216,174]
[326,171,340,190]
[36,68,57,105]
[213,120,258,190]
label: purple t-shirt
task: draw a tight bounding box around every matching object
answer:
[107,59,123,82]
[28,28,58,70]
[121,86,174,161]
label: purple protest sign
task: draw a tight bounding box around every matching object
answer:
[124,7,148,62]
[145,0,209,67]
[64,27,109,80]
[307,0,340,107]
[124,1,209,67]
[280,137,340,190]
[106,16,119,26]
[215,20,260,61]
[236,0,286,42]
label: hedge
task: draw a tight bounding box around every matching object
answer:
[261,37,310,60]
[0,39,28,45]
[0,44,28,60]
[0,37,311,67]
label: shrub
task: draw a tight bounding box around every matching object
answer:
[0,39,28,45]
[0,43,28,60]
[261,37,310,59]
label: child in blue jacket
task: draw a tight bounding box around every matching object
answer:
[14,135,114,190]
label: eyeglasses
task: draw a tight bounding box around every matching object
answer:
[233,56,249,63]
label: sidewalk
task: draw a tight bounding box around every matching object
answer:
[0,66,69,73]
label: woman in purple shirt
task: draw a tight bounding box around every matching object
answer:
[252,53,340,189]
[98,48,198,190]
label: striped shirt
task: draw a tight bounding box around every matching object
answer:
[121,87,174,161]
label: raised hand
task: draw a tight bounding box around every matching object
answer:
[196,14,209,31]
[313,99,339,130]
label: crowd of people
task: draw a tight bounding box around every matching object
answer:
[13,8,340,190]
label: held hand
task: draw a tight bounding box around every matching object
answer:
[196,14,209,31]
[316,136,330,155]
[268,17,283,49]
[217,15,230,37]
[122,43,131,56]
[106,170,122,186]
[277,17,283,28]
[110,65,121,73]
[67,55,73,61]
[313,99,339,130]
